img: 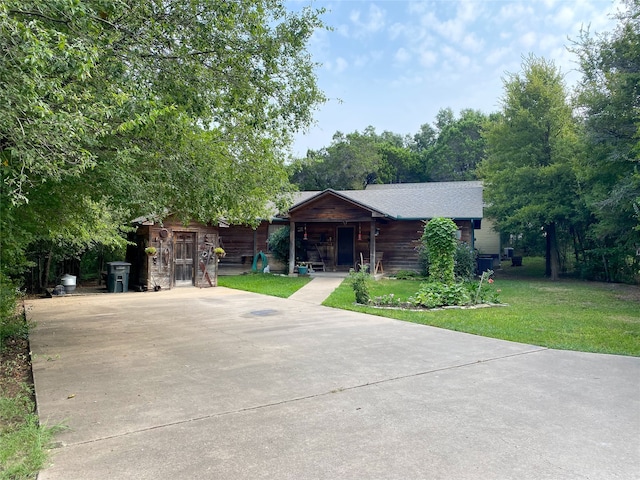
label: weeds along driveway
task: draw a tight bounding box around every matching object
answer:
[28,287,640,480]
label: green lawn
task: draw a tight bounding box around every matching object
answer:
[323,259,640,356]
[217,273,312,298]
[215,261,639,356]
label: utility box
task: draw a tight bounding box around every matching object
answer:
[106,261,131,293]
[477,257,494,275]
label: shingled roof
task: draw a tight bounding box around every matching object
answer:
[289,181,484,220]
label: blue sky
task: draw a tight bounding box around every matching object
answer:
[289,0,619,156]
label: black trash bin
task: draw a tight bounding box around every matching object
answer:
[106,261,131,293]
[477,256,494,275]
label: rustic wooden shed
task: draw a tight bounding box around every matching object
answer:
[128,217,220,290]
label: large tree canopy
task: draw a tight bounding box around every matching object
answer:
[570,0,640,280]
[1,0,326,282]
[480,56,581,280]
[428,108,488,181]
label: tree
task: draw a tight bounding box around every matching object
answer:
[377,142,421,184]
[0,0,327,291]
[480,56,581,280]
[290,128,385,190]
[429,108,489,181]
[570,0,640,281]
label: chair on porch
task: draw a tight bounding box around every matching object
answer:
[357,252,370,272]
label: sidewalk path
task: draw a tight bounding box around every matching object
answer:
[287,273,346,304]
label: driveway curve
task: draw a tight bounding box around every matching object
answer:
[28,287,639,479]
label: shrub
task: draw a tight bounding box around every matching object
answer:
[421,218,458,284]
[393,270,422,280]
[454,242,477,281]
[371,293,401,307]
[267,226,291,265]
[409,281,471,309]
[407,273,501,309]
[420,241,476,281]
[348,268,370,304]
[0,274,25,348]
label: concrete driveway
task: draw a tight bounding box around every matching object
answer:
[28,287,639,479]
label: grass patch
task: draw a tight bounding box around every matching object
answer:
[323,258,640,356]
[0,386,57,480]
[1,311,59,480]
[217,273,312,298]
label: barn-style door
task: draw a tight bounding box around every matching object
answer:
[174,232,195,286]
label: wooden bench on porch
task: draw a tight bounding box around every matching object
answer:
[306,246,326,272]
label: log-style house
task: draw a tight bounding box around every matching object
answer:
[128,181,493,289]
[279,181,484,274]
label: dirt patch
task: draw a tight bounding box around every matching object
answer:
[605,283,640,302]
[0,334,32,398]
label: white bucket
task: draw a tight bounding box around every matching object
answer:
[61,274,76,293]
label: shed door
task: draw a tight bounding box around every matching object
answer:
[174,232,195,286]
[337,227,354,267]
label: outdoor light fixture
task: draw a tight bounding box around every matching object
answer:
[303,224,308,240]
[358,223,362,241]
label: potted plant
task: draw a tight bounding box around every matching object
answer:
[145,246,157,256]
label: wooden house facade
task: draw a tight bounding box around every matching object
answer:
[216,181,485,276]
[131,182,489,285]
[283,189,477,274]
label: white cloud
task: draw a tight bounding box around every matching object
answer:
[539,33,561,51]
[498,3,535,22]
[336,23,350,38]
[390,74,424,88]
[419,49,438,67]
[462,33,484,53]
[388,21,407,41]
[325,57,348,74]
[552,6,575,28]
[354,55,369,68]
[538,0,558,9]
[485,47,511,66]
[335,57,348,73]
[349,4,386,37]
[441,45,471,70]
[394,47,411,64]
[520,31,537,49]
[352,50,384,68]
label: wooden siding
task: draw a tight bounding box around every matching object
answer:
[130,220,218,290]
[371,219,473,273]
[217,223,285,273]
[290,195,374,223]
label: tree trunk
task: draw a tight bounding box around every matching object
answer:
[545,228,552,278]
[42,250,53,292]
[548,222,559,281]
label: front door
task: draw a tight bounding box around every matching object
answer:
[174,232,195,286]
[336,226,354,267]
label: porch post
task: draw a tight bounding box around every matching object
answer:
[289,221,296,275]
[369,220,376,273]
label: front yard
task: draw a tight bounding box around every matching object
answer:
[221,259,639,357]
[322,273,640,356]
